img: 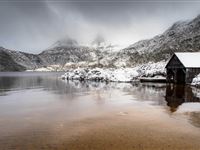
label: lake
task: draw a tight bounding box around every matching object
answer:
[0,72,200,150]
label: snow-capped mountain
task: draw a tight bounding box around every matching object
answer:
[48,38,79,49]
[38,38,95,67]
[1,14,200,71]
[113,15,200,66]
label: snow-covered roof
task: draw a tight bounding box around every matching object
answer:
[175,52,200,68]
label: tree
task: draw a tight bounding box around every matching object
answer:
[92,34,105,67]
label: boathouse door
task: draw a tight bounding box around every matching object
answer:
[175,68,186,84]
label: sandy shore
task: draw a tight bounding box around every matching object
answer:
[1,106,200,150]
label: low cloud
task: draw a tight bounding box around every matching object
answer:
[0,0,200,53]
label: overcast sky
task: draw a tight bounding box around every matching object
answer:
[0,0,200,53]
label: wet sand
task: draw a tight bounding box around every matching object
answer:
[1,106,200,150]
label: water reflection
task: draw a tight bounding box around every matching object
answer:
[0,72,200,129]
[0,72,74,96]
[165,84,200,128]
[165,84,200,112]
[189,112,200,128]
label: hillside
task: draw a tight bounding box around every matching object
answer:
[0,47,26,71]
[113,15,200,67]
[0,39,96,71]
[0,47,45,71]
[39,44,95,67]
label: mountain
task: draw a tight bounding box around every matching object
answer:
[113,15,200,67]
[0,47,45,71]
[0,38,96,71]
[0,47,26,71]
[38,38,96,67]
[48,38,79,49]
[1,14,200,71]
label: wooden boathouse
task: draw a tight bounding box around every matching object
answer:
[165,52,200,84]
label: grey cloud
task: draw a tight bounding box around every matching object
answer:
[0,0,200,53]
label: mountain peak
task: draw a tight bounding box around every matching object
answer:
[49,37,79,49]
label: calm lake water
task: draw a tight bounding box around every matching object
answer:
[0,72,200,149]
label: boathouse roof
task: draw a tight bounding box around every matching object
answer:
[168,52,200,68]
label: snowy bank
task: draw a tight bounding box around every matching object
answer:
[191,74,200,86]
[61,68,139,82]
[61,61,166,82]
[27,65,63,72]
[137,61,166,77]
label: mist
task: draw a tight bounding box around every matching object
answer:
[0,0,200,53]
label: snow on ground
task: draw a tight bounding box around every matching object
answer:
[192,88,200,100]
[137,61,166,77]
[61,68,139,82]
[27,65,62,72]
[61,61,166,82]
[191,74,200,86]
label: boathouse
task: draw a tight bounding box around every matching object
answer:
[165,52,200,84]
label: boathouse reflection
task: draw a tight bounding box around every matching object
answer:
[165,84,200,112]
